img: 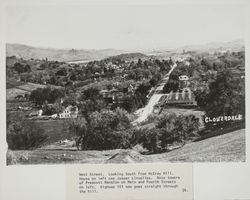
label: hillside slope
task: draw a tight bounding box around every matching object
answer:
[149,128,245,162]
[7,129,245,165]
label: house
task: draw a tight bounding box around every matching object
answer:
[231,69,245,79]
[18,106,32,111]
[28,109,43,118]
[15,95,25,101]
[128,84,135,93]
[179,75,189,81]
[179,75,190,88]
[100,89,109,98]
[37,109,43,116]
[121,84,135,94]
[51,113,58,119]
[59,106,78,119]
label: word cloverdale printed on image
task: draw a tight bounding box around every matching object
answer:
[6,4,245,165]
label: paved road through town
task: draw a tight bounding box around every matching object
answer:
[133,62,177,124]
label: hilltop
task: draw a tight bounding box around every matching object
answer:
[106,52,149,62]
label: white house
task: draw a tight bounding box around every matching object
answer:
[51,113,58,119]
[28,109,43,118]
[59,106,78,119]
[37,109,43,116]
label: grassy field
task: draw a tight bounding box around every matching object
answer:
[6,78,24,89]
[34,119,71,145]
[6,88,29,101]
[6,81,61,101]
[7,128,245,165]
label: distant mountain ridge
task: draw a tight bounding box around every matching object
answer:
[146,39,244,58]
[6,39,244,62]
[177,39,244,52]
[6,43,125,62]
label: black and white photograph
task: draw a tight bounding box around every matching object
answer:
[5,4,245,165]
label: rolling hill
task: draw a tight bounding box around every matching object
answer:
[6,39,244,62]
[6,43,124,62]
[106,52,149,61]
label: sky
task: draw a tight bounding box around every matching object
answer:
[5,4,246,50]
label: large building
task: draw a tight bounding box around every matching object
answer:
[156,87,197,108]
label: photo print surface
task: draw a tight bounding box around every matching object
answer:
[5,4,245,165]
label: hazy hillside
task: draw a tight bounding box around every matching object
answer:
[176,39,245,52]
[6,43,124,62]
[147,39,245,58]
[7,40,244,62]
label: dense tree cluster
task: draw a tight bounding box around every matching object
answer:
[29,87,64,105]
[68,108,132,150]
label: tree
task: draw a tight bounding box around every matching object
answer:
[156,113,177,149]
[14,63,31,74]
[30,87,64,105]
[137,58,143,68]
[156,113,200,148]
[55,67,67,76]
[42,104,57,115]
[134,82,152,108]
[163,74,179,93]
[174,115,200,144]
[194,88,209,109]
[81,87,100,101]
[150,73,161,86]
[204,69,245,118]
